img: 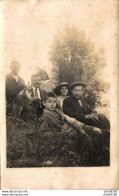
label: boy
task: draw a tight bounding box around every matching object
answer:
[39,92,102,135]
[37,92,104,166]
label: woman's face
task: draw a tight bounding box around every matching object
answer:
[61,86,68,96]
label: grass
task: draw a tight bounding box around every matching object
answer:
[7,116,110,168]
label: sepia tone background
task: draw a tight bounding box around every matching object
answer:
[0,0,119,189]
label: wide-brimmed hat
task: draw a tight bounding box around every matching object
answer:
[69,82,87,90]
[54,82,69,95]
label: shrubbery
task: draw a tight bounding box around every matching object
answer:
[49,25,110,107]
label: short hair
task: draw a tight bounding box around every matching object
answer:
[44,92,57,101]
[31,74,41,80]
[10,61,21,68]
[38,69,49,80]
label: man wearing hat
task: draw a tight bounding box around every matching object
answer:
[58,45,87,85]
[63,82,110,130]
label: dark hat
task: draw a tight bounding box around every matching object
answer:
[69,82,87,90]
[54,82,69,95]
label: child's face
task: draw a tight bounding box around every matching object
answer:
[44,97,57,111]
[41,73,47,81]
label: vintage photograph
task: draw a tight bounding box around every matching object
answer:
[4,0,111,168]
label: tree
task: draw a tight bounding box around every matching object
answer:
[49,25,110,107]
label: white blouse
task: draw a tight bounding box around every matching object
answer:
[57,96,67,110]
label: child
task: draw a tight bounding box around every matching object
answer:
[37,92,105,166]
[38,69,53,93]
[39,92,102,135]
[37,92,93,166]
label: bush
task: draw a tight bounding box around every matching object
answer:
[49,25,110,107]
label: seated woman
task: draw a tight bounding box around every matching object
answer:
[54,82,69,110]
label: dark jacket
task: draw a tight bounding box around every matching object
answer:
[63,96,110,130]
[6,73,26,104]
[58,55,87,84]
[63,95,92,123]
[11,85,47,121]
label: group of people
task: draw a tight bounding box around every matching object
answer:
[6,45,110,166]
[6,45,110,131]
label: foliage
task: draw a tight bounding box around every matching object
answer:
[7,116,110,167]
[49,25,110,107]
[7,116,40,167]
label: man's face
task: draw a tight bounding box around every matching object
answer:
[61,86,68,96]
[44,97,57,111]
[31,76,41,88]
[71,86,84,100]
[62,47,71,58]
[10,62,20,75]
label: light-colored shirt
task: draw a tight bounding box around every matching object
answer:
[32,86,41,99]
[65,55,71,64]
[12,74,18,82]
[57,96,67,110]
[78,100,82,107]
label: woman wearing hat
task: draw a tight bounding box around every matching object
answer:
[54,82,69,110]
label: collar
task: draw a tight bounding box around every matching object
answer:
[44,108,64,119]
[58,95,67,100]
[12,74,18,79]
[71,95,82,102]
[43,109,56,118]
[65,55,71,62]
[32,86,40,90]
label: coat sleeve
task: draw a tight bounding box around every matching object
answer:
[6,75,10,91]
[63,99,86,122]
[80,66,87,82]
[58,64,62,84]
[64,114,85,133]
[83,100,96,114]
[20,78,26,89]
[78,57,87,82]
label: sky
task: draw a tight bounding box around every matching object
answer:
[0,0,118,83]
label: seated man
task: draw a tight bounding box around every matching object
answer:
[39,92,102,134]
[63,82,110,130]
[6,61,26,114]
[11,74,47,121]
[37,92,109,166]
